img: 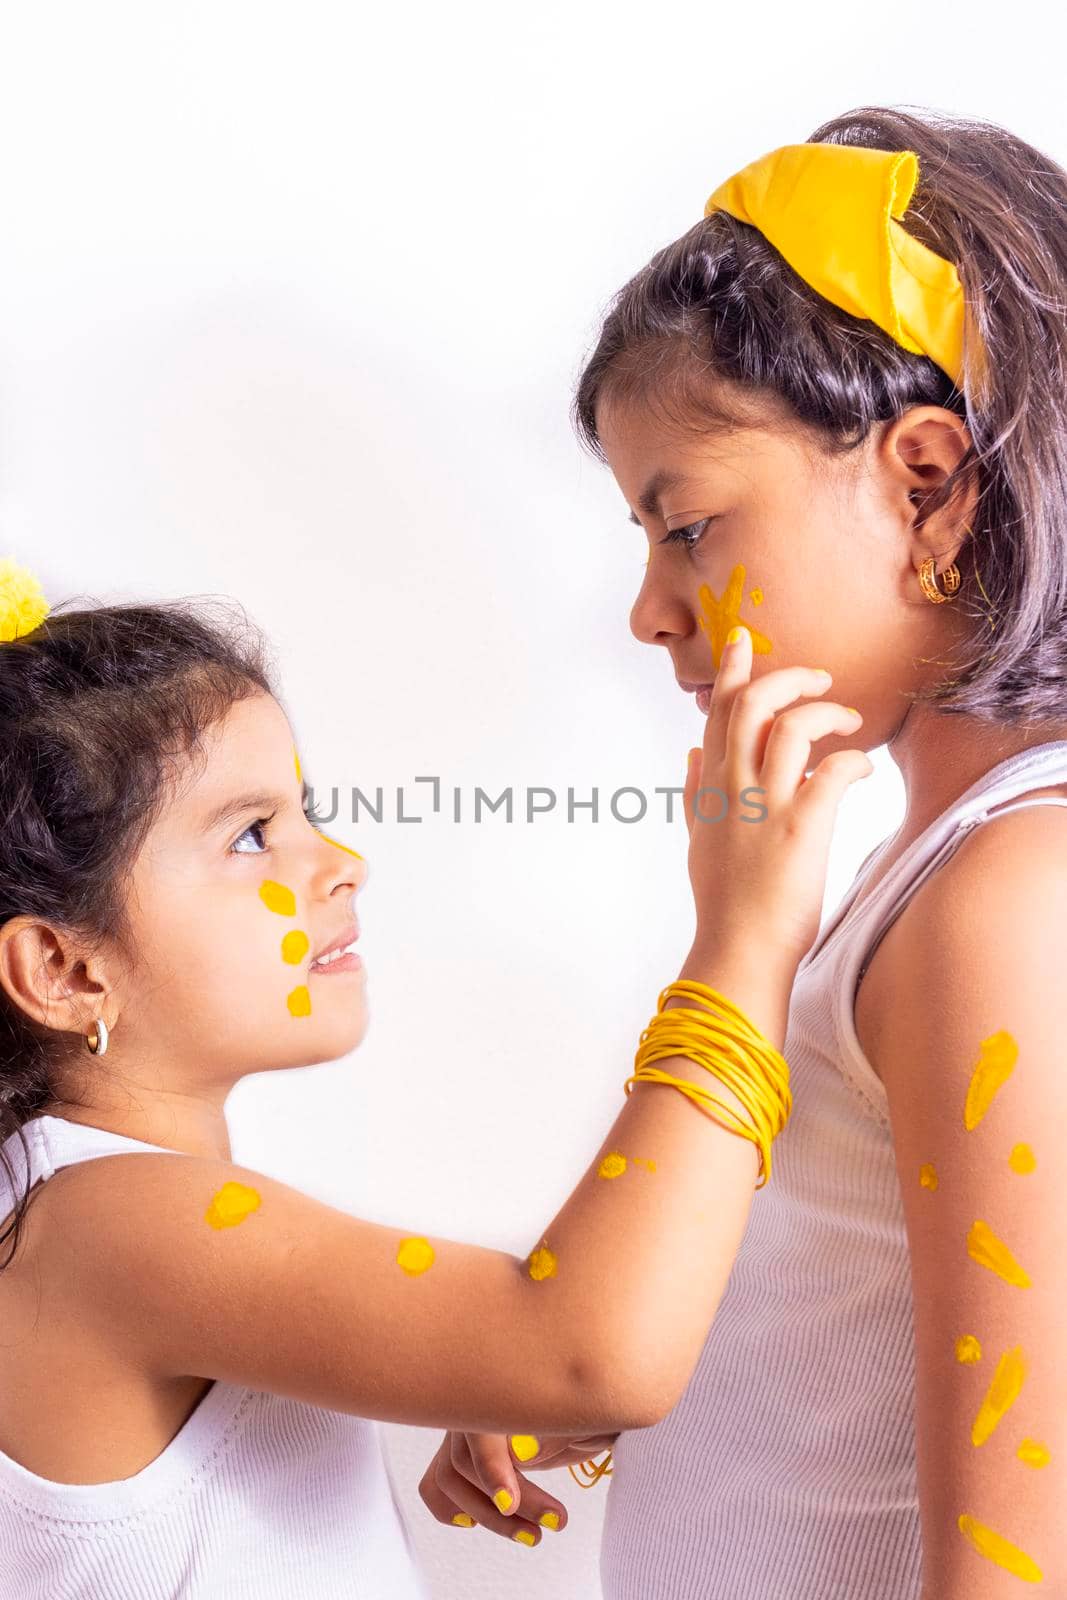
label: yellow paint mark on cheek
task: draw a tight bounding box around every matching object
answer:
[281,930,310,964]
[749,588,763,605]
[396,1236,435,1275]
[319,830,364,862]
[696,565,774,671]
[598,1152,627,1179]
[451,1512,475,1526]
[957,1513,1042,1583]
[967,1218,1031,1287]
[1009,1142,1036,1174]
[204,1181,261,1229]
[510,1434,539,1461]
[286,985,312,1017]
[527,1242,557,1281]
[971,1344,1027,1445]
[259,880,297,916]
[513,1529,536,1546]
[955,1333,982,1364]
[1017,1438,1050,1468]
[963,1029,1018,1130]
[293,747,302,783]
[493,1488,513,1512]
[919,1162,939,1191]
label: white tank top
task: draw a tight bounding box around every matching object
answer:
[0,1115,430,1600]
[599,738,1067,1600]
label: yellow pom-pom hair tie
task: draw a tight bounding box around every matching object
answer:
[704,143,981,394]
[0,557,51,642]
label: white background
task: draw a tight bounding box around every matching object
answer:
[0,3,1057,1594]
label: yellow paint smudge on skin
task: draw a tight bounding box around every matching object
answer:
[493,1488,513,1512]
[957,1513,1043,1583]
[632,1156,657,1173]
[286,985,312,1017]
[919,1162,939,1191]
[513,1529,536,1546]
[955,1334,982,1364]
[510,1435,539,1461]
[967,1219,1031,1288]
[598,1152,627,1179]
[1009,1142,1037,1174]
[540,1511,560,1530]
[204,1181,261,1230]
[1017,1438,1050,1468]
[281,930,310,964]
[750,588,763,605]
[963,1029,1018,1130]
[697,565,773,671]
[259,879,296,917]
[972,1344,1027,1445]
[319,830,364,862]
[294,747,302,782]
[451,1512,475,1526]
[527,1242,557,1281]
[396,1236,435,1275]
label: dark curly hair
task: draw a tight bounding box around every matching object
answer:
[0,596,275,1271]
[571,103,1067,724]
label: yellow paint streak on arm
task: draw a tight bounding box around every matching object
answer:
[204,1181,261,1229]
[957,1513,1043,1583]
[966,1218,1031,1287]
[963,1029,1018,1130]
[954,1333,981,1364]
[971,1344,1027,1445]
[919,1161,938,1191]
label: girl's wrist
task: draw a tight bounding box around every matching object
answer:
[674,941,796,1055]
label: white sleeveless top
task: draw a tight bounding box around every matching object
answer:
[600,739,1067,1600]
[0,1115,430,1600]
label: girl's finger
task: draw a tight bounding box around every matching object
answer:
[724,663,836,793]
[683,747,703,836]
[452,1433,569,1535]
[757,701,865,810]
[791,746,876,837]
[701,622,754,762]
[427,1451,546,1545]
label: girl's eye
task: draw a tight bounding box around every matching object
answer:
[230,801,327,855]
[661,518,712,550]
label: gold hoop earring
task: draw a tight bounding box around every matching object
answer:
[85,1018,109,1056]
[918,554,961,604]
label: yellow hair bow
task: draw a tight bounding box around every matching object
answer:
[704,143,968,389]
[0,556,51,642]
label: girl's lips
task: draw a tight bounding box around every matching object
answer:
[309,950,363,974]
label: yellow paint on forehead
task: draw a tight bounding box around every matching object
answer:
[260,880,296,916]
[971,1344,1027,1446]
[397,1236,435,1275]
[1009,1142,1036,1174]
[598,1152,627,1179]
[281,930,310,964]
[319,830,364,862]
[527,1242,557,1281]
[510,1434,539,1461]
[697,565,773,671]
[955,1334,982,1364]
[1017,1438,1050,1468]
[963,1029,1018,1130]
[957,1513,1042,1583]
[204,1180,261,1229]
[286,985,312,1017]
[919,1162,938,1191]
[967,1218,1031,1288]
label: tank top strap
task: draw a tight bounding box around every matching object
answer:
[0,1115,189,1218]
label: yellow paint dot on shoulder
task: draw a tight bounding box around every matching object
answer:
[493,1488,513,1512]
[955,1333,982,1364]
[319,830,364,861]
[397,1236,435,1275]
[451,1512,475,1526]
[598,1151,627,1179]
[281,930,310,964]
[963,1029,1018,1131]
[527,1243,557,1281]
[1017,1437,1050,1468]
[967,1218,1031,1288]
[513,1529,536,1546]
[540,1510,560,1530]
[259,879,296,917]
[510,1434,539,1461]
[205,1180,261,1230]
[957,1512,1043,1583]
[1009,1142,1036,1174]
[919,1162,938,1191]
[286,985,312,1017]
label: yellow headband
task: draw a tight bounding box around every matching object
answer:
[704,143,968,390]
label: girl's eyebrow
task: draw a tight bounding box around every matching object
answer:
[627,468,698,524]
[199,784,307,835]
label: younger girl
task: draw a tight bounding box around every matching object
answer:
[0,553,868,1598]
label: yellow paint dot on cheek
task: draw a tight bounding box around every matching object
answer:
[1009,1142,1036,1174]
[527,1243,557,1281]
[281,930,310,964]
[510,1434,539,1461]
[598,1152,627,1179]
[286,985,312,1017]
[396,1236,435,1275]
[1017,1438,1051,1468]
[919,1162,939,1191]
[955,1334,982,1364]
[259,880,297,917]
[204,1181,261,1229]
[749,588,763,605]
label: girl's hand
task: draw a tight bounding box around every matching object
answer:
[681,626,873,971]
[417,1429,619,1542]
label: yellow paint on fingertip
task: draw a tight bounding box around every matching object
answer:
[919,1162,939,1191]
[281,930,310,964]
[204,1181,261,1230]
[697,566,773,670]
[972,1345,1027,1446]
[259,879,296,917]
[510,1434,539,1461]
[493,1488,513,1513]
[513,1529,536,1546]
[286,985,312,1017]
[598,1152,627,1180]
[396,1237,435,1276]
[957,1513,1043,1583]
[955,1334,982,1364]
[319,830,364,861]
[967,1219,1031,1288]
[963,1029,1019,1130]
[527,1243,557,1281]
[451,1512,475,1526]
[540,1511,560,1530]
[1017,1438,1050,1468]
[1009,1142,1037,1174]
